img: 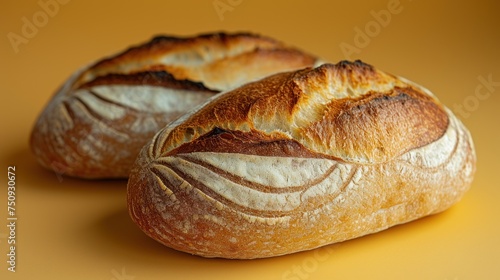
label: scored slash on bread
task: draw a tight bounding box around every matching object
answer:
[30,32,319,178]
[127,60,476,259]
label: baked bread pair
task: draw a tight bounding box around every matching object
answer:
[31,33,476,259]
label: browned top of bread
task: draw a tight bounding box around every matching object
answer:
[74,32,318,92]
[151,60,449,164]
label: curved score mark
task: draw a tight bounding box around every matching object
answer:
[174,154,338,194]
[151,154,357,219]
[298,165,359,209]
[69,95,130,139]
[395,115,461,172]
[149,164,178,199]
[57,101,74,128]
[87,89,142,112]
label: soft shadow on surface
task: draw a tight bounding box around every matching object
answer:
[83,206,288,278]
[91,206,189,261]
[85,202,459,277]
[5,145,128,192]
[88,206,264,264]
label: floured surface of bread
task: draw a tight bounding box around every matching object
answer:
[127,60,476,259]
[30,32,318,178]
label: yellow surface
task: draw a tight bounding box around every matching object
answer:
[1,0,499,279]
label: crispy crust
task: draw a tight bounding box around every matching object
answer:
[152,61,448,163]
[85,32,280,74]
[75,32,317,89]
[79,69,218,92]
[30,32,318,178]
[127,60,476,259]
[167,128,335,159]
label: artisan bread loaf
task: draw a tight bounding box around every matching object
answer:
[30,32,319,178]
[127,60,476,259]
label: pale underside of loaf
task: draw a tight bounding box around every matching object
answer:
[30,32,318,178]
[127,61,476,259]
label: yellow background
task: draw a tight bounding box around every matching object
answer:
[1,0,499,279]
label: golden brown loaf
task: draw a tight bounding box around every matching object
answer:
[127,60,476,259]
[30,32,319,178]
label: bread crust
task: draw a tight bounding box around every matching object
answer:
[30,32,318,178]
[127,60,476,259]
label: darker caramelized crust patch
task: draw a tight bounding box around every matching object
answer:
[155,60,450,163]
[149,32,268,45]
[297,60,391,90]
[73,32,318,93]
[167,128,334,159]
[78,70,218,92]
[304,86,449,162]
[87,32,285,72]
[154,71,306,156]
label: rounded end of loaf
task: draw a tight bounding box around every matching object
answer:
[126,60,476,259]
[28,68,156,179]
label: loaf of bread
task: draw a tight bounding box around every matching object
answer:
[127,60,476,259]
[30,32,319,178]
